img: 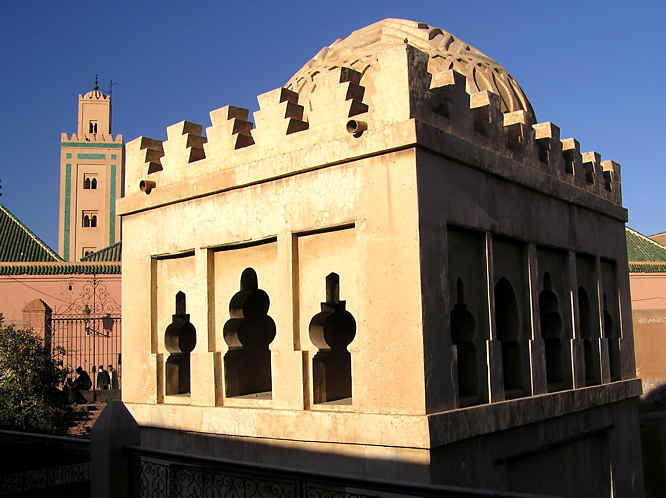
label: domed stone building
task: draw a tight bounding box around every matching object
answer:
[110,19,644,497]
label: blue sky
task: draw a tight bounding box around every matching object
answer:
[1,1,664,250]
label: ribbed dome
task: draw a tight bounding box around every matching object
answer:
[82,89,108,100]
[286,18,535,123]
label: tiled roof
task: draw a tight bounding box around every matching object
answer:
[0,204,62,262]
[626,227,666,263]
[629,262,666,273]
[0,263,120,275]
[81,241,121,262]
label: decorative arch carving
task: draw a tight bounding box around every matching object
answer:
[494,277,525,396]
[223,268,276,397]
[309,273,356,403]
[539,273,565,391]
[450,278,478,402]
[164,291,196,395]
[604,293,621,382]
[578,286,600,386]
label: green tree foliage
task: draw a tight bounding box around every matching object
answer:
[0,314,69,432]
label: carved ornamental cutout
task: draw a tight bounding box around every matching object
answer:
[309,273,356,403]
[578,286,601,386]
[164,291,196,395]
[538,273,566,391]
[223,268,276,397]
[494,277,526,398]
[604,293,621,382]
[450,278,478,403]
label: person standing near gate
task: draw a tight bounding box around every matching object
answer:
[96,365,110,390]
[108,364,118,390]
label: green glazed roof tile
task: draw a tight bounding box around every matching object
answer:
[0,263,121,275]
[0,204,62,262]
[626,227,666,263]
[81,241,122,262]
[629,262,666,273]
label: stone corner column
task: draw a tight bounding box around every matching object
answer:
[422,222,455,412]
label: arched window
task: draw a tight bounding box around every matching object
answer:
[578,287,600,386]
[164,291,196,395]
[83,178,90,189]
[82,215,90,227]
[309,273,356,403]
[223,268,276,397]
[450,278,478,403]
[91,215,97,228]
[494,277,524,396]
[91,178,97,189]
[539,273,565,391]
[604,293,621,382]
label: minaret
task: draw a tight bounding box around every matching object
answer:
[58,77,124,261]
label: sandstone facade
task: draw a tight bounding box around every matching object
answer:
[117,19,644,497]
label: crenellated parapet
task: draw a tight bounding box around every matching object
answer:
[305,67,368,127]
[61,132,123,144]
[162,121,207,173]
[125,136,164,195]
[123,20,623,212]
[253,88,309,145]
[204,106,255,157]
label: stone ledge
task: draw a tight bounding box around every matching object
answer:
[427,378,642,447]
[124,401,430,449]
[124,379,641,450]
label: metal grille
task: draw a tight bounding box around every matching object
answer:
[50,315,121,385]
[134,458,298,498]
[127,449,552,498]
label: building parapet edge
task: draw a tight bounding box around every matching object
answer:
[118,119,627,223]
[123,379,640,450]
[121,45,623,221]
[427,378,642,447]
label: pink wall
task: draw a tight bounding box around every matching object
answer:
[633,309,666,394]
[630,272,666,311]
[0,273,121,327]
[630,272,666,395]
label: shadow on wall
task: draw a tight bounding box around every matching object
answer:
[135,426,565,498]
[640,383,666,498]
[130,400,641,498]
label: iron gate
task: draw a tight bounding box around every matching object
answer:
[50,314,122,387]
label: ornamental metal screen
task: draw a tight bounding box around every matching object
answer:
[50,314,121,386]
[126,447,551,498]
